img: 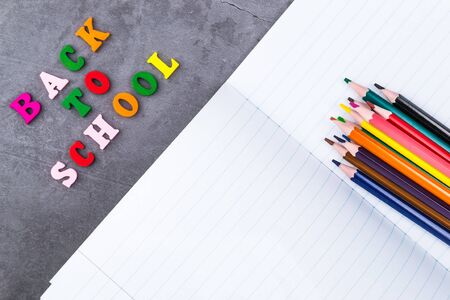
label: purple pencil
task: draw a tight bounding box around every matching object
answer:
[333,135,450,219]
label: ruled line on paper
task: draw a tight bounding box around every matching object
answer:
[42,1,450,299]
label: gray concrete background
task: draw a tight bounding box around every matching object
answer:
[0,1,292,298]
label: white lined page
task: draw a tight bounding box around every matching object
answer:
[43,0,450,298]
[229,0,450,268]
[42,84,449,299]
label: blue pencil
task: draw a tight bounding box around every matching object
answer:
[332,160,450,246]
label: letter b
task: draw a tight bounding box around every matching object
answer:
[9,93,41,124]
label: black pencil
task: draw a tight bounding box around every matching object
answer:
[374,83,450,145]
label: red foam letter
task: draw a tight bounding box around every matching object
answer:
[69,140,95,167]
[85,70,110,95]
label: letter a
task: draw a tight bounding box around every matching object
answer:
[40,72,69,100]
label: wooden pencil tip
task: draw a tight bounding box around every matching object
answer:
[339,103,351,113]
[324,138,335,145]
[349,101,359,108]
[333,135,345,143]
[332,159,341,167]
[344,78,351,84]
[374,83,384,90]
[347,97,355,102]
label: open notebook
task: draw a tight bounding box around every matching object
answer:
[42,0,450,299]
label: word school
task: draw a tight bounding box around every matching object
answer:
[9,17,180,188]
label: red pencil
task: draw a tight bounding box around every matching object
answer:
[347,99,450,178]
[366,101,450,164]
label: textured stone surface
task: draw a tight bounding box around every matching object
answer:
[0,0,292,298]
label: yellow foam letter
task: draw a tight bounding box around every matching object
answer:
[147,52,180,79]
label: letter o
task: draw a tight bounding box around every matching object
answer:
[131,71,158,96]
[85,70,110,94]
[112,92,139,118]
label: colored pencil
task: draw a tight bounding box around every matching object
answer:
[331,117,450,204]
[339,115,429,170]
[331,136,450,219]
[332,160,450,245]
[347,100,450,179]
[366,101,450,163]
[328,142,450,230]
[339,104,450,186]
[342,134,351,142]
[374,83,450,145]
[337,113,413,158]
[344,78,450,152]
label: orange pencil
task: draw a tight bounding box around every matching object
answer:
[331,117,450,204]
[348,100,450,179]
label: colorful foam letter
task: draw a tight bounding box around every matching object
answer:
[131,71,158,96]
[147,52,180,79]
[51,161,78,188]
[85,70,110,95]
[112,92,139,118]
[60,44,85,72]
[40,72,69,100]
[61,88,91,117]
[69,140,95,167]
[9,93,41,124]
[75,17,110,53]
[83,114,119,150]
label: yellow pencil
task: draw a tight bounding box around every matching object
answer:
[339,104,450,187]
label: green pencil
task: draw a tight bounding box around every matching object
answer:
[344,78,450,152]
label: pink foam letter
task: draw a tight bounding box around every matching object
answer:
[51,161,78,188]
[83,114,119,150]
[40,72,69,100]
[9,93,41,124]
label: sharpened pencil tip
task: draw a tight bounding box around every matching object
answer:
[342,135,351,142]
[324,138,335,145]
[332,159,341,167]
[366,101,375,109]
[330,116,337,121]
[344,78,351,84]
[333,135,346,143]
[337,116,346,123]
[374,83,384,90]
[339,103,351,113]
[347,97,355,102]
[349,101,359,108]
